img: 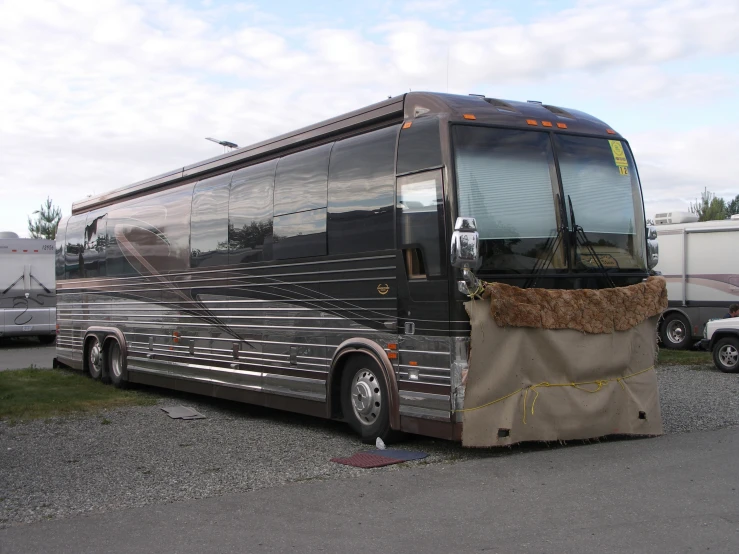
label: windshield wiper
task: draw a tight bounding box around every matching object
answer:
[524,193,570,288]
[567,195,616,288]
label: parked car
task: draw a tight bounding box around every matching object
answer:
[699,317,739,373]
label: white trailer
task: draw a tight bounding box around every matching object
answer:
[0,232,57,343]
[653,213,739,349]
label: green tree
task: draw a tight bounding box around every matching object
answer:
[727,194,739,216]
[27,197,62,240]
[689,187,727,222]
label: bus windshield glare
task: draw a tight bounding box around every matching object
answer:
[453,126,646,274]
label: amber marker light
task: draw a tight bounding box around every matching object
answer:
[463,114,476,120]
[402,121,413,129]
[526,119,538,126]
[387,343,397,350]
[606,129,617,134]
[557,123,567,129]
[409,361,419,366]
[173,331,181,344]
[388,352,398,360]
[542,121,553,127]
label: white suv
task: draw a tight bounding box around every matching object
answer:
[700,318,739,373]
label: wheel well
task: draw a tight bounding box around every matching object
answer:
[660,310,694,334]
[713,332,739,345]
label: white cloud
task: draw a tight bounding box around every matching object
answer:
[2,0,738,236]
[632,127,739,218]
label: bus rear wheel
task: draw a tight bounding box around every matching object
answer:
[86,337,103,380]
[105,339,128,388]
[340,356,393,444]
[660,313,692,350]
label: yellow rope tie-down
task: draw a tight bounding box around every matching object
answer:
[454,365,655,424]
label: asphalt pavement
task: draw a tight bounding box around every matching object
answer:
[1,426,737,554]
[0,339,55,371]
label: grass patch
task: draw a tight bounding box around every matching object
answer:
[657,348,713,367]
[0,369,157,422]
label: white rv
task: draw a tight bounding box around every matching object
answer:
[653,212,739,349]
[0,232,57,343]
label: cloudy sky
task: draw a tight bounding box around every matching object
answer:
[2,0,738,237]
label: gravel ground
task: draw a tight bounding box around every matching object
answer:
[1,363,737,528]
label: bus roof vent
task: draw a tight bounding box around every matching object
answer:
[542,104,575,118]
[483,98,519,113]
[0,231,20,239]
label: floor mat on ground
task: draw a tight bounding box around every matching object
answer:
[161,406,206,419]
[331,450,427,468]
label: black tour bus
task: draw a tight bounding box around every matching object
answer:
[54,92,656,442]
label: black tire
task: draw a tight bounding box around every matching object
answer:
[105,339,128,388]
[340,356,395,444]
[713,337,739,373]
[38,335,55,345]
[659,313,692,350]
[86,336,104,380]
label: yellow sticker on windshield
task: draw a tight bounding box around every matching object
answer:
[618,166,629,176]
[609,140,628,167]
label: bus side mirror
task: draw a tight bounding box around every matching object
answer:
[451,217,481,270]
[647,225,659,269]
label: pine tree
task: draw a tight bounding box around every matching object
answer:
[27,197,62,240]
[728,194,739,216]
[689,188,727,222]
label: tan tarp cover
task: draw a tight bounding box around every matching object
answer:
[461,277,666,448]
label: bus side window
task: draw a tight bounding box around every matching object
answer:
[273,143,332,260]
[191,172,232,268]
[64,215,87,279]
[229,160,276,265]
[397,170,445,279]
[327,125,397,255]
[55,217,68,279]
[83,211,107,278]
[397,117,442,175]
[105,185,193,276]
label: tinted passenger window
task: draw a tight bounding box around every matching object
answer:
[274,143,331,216]
[328,126,397,255]
[396,117,442,175]
[229,160,276,264]
[106,185,194,277]
[398,170,445,278]
[64,215,87,279]
[55,218,68,279]
[83,211,107,278]
[191,173,232,268]
[273,208,327,260]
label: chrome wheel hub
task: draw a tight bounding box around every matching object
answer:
[351,369,382,426]
[719,345,738,368]
[89,341,102,372]
[666,320,686,344]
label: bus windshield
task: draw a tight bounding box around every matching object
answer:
[453,126,646,275]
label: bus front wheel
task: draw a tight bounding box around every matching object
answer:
[340,356,393,444]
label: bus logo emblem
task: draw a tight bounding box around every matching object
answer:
[377,284,389,295]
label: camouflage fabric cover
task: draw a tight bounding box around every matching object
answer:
[461,279,666,448]
[482,276,667,334]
